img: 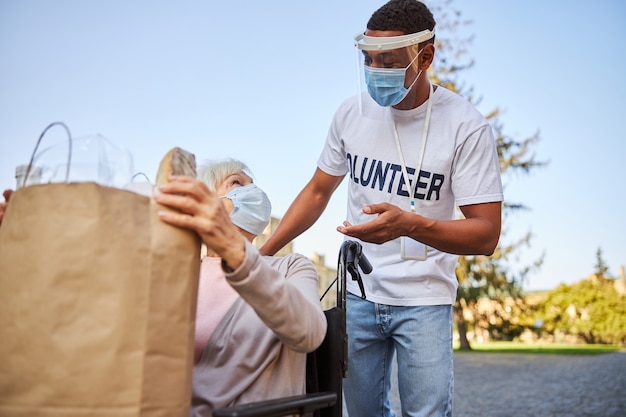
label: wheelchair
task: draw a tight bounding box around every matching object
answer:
[213,240,372,417]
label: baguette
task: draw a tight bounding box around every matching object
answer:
[155,147,197,185]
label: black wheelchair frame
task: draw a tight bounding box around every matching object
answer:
[213,240,372,417]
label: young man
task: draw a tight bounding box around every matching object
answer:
[261,1,503,416]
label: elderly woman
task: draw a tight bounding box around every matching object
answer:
[154,158,326,417]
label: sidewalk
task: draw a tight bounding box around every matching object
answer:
[451,351,626,416]
[344,351,626,416]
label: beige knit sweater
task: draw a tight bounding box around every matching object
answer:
[190,240,327,417]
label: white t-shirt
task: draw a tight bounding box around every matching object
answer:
[318,86,503,306]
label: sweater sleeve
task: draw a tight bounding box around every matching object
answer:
[224,240,327,353]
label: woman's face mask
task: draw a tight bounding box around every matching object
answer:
[221,183,271,236]
[364,49,422,107]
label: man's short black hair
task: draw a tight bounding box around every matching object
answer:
[367,0,436,37]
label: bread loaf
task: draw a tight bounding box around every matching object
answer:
[155,147,197,185]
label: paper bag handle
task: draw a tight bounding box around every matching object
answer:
[22,122,73,188]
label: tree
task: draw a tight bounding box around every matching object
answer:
[537,279,626,345]
[429,0,547,349]
[594,247,610,278]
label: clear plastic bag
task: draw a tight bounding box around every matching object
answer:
[16,122,134,190]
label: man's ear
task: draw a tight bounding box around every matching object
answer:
[419,43,435,70]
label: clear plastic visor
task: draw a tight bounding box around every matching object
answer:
[354,29,434,51]
[354,30,434,118]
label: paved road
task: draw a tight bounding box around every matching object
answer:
[344,351,626,416]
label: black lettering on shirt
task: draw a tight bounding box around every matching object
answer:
[347,152,445,201]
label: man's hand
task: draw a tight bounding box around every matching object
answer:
[337,202,415,244]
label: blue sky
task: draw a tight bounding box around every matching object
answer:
[1,0,624,291]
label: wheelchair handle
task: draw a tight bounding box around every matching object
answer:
[339,240,372,300]
[357,250,372,275]
[335,240,373,379]
[320,240,373,303]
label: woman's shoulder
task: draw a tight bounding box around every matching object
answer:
[263,253,317,275]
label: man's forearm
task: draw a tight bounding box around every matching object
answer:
[261,200,324,255]
[407,216,500,256]
[261,187,331,256]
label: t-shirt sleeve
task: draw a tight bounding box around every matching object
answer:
[452,124,504,206]
[317,103,351,177]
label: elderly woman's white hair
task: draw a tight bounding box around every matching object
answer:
[197,158,254,192]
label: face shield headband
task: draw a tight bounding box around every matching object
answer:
[354,29,435,52]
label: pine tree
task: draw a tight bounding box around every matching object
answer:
[594,247,610,278]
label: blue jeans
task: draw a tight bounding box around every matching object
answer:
[343,292,454,417]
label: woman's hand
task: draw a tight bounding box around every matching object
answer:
[0,189,14,226]
[153,176,246,270]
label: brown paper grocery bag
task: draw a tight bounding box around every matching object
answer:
[0,182,200,417]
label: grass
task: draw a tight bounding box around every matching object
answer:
[453,341,624,355]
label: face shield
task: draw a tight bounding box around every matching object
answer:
[354,29,434,119]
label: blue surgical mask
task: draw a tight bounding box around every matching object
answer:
[364,50,422,107]
[222,183,272,236]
